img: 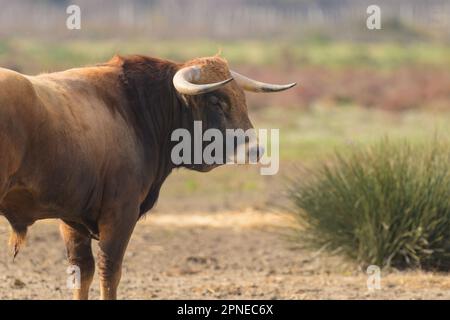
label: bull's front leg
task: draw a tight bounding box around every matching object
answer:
[96,204,138,300]
[60,221,95,300]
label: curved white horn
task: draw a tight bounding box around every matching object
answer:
[231,70,296,93]
[173,66,233,95]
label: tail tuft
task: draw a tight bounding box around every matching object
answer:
[9,227,27,260]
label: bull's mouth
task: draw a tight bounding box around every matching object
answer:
[183,143,264,172]
[192,163,221,172]
[225,142,265,164]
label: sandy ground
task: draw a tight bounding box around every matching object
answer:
[0,209,449,300]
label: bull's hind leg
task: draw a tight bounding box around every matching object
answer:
[96,204,138,300]
[60,221,95,300]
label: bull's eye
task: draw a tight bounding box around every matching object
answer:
[208,95,219,105]
[219,100,229,112]
[208,95,230,112]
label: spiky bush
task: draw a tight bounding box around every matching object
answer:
[289,139,450,270]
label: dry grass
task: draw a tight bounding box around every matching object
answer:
[142,209,292,229]
[289,139,450,270]
[1,211,449,300]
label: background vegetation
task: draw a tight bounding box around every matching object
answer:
[289,139,450,270]
[0,0,449,269]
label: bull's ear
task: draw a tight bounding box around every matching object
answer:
[173,66,232,95]
[231,70,296,93]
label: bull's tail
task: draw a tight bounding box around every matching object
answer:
[9,226,27,260]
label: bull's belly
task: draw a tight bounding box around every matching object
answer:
[0,186,83,228]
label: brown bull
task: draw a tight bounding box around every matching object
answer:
[0,55,295,299]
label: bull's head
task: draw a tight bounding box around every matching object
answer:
[171,56,296,172]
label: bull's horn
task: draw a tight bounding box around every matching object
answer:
[231,70,296,92]
[173,66,233,95]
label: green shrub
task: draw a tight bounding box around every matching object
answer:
[289,139,450,270]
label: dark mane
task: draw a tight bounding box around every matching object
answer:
[115,55,179,143]
[114,55,184,214]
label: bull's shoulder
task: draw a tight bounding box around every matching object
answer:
[29,66,123,106]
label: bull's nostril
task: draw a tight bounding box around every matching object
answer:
[258,145,265,159]
[248,145,264,162]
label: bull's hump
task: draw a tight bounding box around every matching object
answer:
[0,68,33,87]
[0,68,38,107]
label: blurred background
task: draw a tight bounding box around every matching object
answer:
[0,0,449,212]
[1,0,450,300]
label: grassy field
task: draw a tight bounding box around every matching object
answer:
[1,38,450,72]
[156,106,450,212]
[1,38,450,211]
[1,38,450,298]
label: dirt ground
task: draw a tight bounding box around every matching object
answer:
[0,209,449,300]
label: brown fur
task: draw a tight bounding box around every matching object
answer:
[9,226,27,259]
[0,55,255,299]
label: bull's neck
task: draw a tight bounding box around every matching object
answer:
[116,55,190,178]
